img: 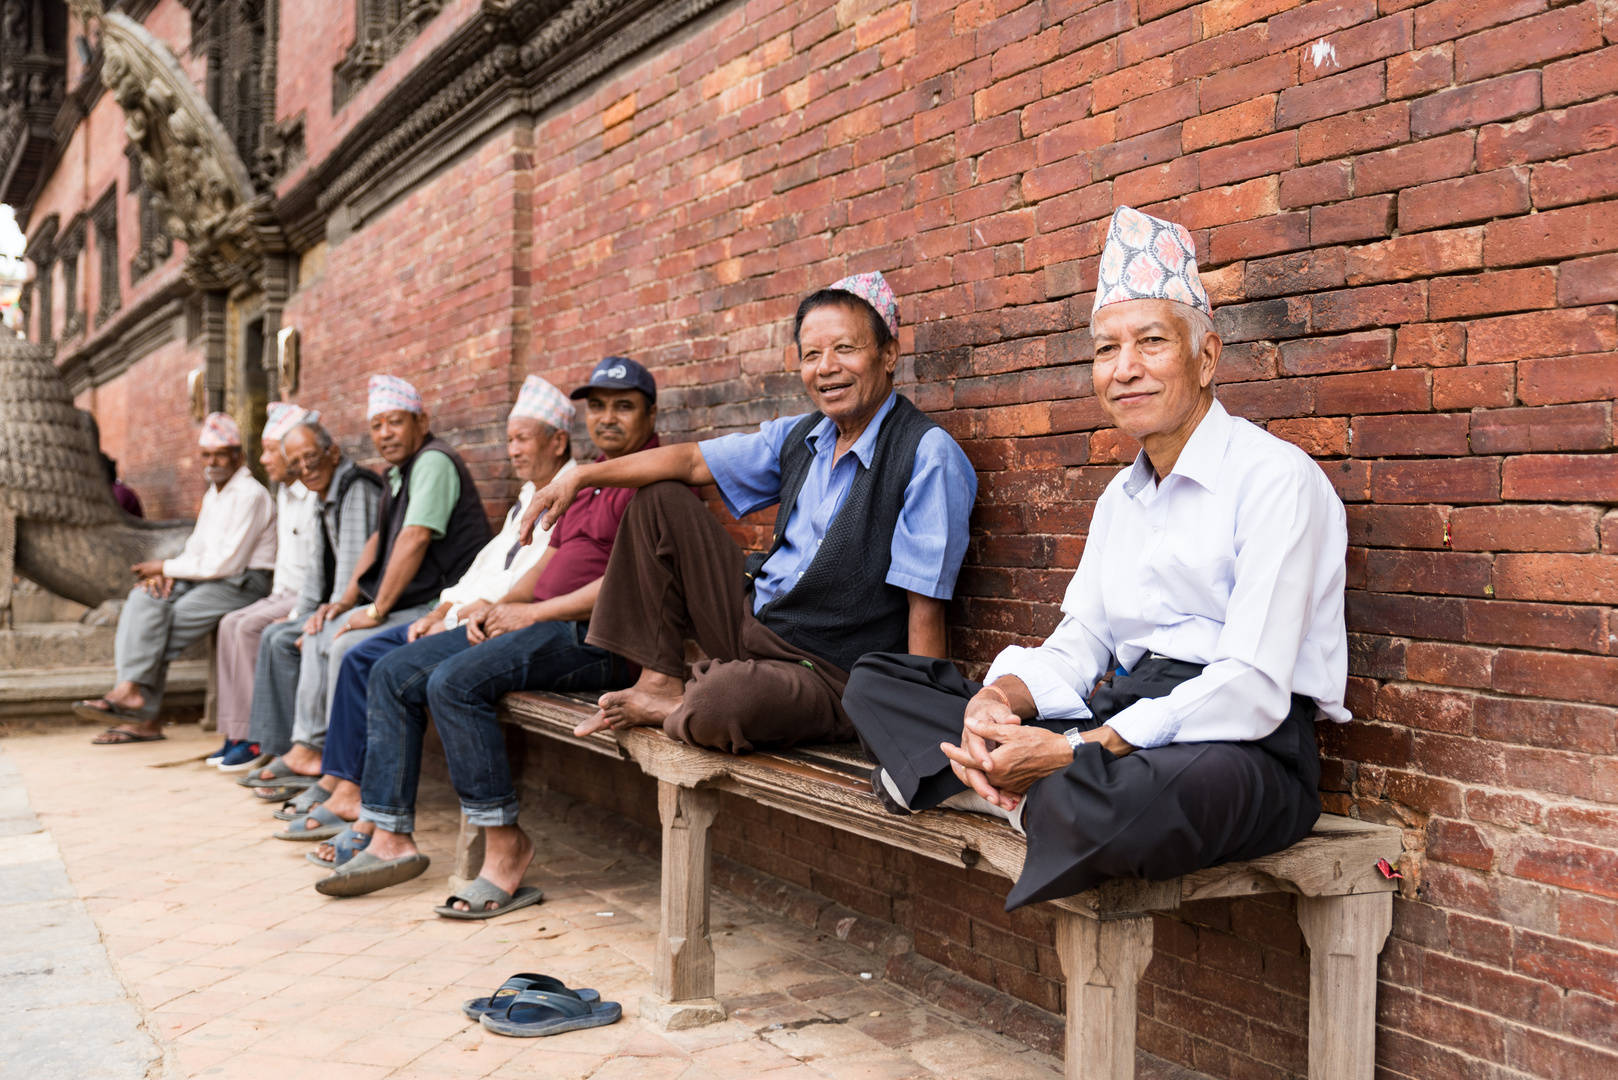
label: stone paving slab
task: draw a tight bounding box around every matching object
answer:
[4,723,1070,1080]
[0,743,164,1079]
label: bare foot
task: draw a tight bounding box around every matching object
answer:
[103,681,147,712]
[367,828,419,862]
[322,779,362,820]
[453,825,535,912]
[574,671,684,736]
[251,747,321,783]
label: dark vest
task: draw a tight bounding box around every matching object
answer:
[319,462,383,600]
[745,394,938,674]
[357,436,491,610]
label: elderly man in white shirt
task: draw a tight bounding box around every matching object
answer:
[77,412,277,744]
[207,403,322,770]
[845,206,1348,910]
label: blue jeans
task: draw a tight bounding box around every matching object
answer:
[359,620,628,833]
[320,623,411,784]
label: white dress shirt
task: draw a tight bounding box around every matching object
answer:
[271,481,318,597]
[438,459,575,629]
[162,465,278,581]
[984,400,1348,749]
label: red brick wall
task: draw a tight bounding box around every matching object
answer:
[48,0,1618,1076]
[515,1,1618,1078]
[280,125,537,521]
[77,336,212,522]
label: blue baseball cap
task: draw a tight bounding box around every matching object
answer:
[570,356,657,402]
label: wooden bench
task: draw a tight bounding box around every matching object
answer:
[458,690,1404,1080]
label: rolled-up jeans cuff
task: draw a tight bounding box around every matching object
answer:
[359,806,414,834]
[462,798,521,828]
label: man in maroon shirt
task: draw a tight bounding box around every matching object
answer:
[316,359,661,913]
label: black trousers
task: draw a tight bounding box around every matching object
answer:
[843,653,1322,910]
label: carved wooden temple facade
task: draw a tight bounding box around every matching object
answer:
[6,2,1617,1079]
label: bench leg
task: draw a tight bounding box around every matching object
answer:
[642,780,726,1030]
[1054,910,1153,1080]
[452,811,485,888]
[1298,892,1393,1080]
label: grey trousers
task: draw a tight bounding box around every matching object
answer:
[248,604,429,755]
[114,571,272,720]
[215,593,298,740]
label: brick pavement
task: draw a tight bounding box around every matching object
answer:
[4,722,1068,1079]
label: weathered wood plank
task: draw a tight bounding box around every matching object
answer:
[1055,909,1154,1080]
[1298,892,1393,1080]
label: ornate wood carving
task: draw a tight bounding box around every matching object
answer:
[333,0,443,108]
[0,0,68,214]
[57,213,83,340]
[89,184,118,325]
[24,213,55,345]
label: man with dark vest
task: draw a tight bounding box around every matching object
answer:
[521,273,977,754]
[273,375,491,772]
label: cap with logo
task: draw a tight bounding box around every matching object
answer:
[569,356,657,403]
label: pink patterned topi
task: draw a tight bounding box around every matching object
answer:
[199,411,242,449]
[1092,206,1212,317]
[828,271,899,337]
[262,402,307,442]
[509,374,575,430]
[367,374,423,419]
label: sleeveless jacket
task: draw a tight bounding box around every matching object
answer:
[357,435,491,610]
[745,394,938,673]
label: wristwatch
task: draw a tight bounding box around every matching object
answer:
[1062,727,1084,751]
[365,603,381,620]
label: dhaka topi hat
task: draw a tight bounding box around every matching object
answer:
[510,374,575,430]
[569,356,658,403]
[827,271,899,338]
[199,412,242,450]
[367,374,423,419]
[1093,206,1212,318]
[262,402,313,442]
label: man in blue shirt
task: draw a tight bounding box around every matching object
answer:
[522,272,977,752]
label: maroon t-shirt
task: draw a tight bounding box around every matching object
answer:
[533,435,660,602]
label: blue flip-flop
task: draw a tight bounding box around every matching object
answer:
[461,974,600,1020]
[305,826,371,868]
[478,987,621,1037]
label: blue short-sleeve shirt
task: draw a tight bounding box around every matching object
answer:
[700,391,978,614]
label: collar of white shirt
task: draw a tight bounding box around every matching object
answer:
[1122,398,1234,500]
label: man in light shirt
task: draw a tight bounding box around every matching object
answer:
[845,206,1348,910]
[285,376,580,850]
[77,412,277,744]
[207,403,321,771]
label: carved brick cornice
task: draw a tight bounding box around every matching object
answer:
[276,0,729,247]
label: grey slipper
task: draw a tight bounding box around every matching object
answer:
[273,804,349,841]
[315,851,431,897]
[434,878,544,921]
[238,757,319,788]
[273,784,332,821]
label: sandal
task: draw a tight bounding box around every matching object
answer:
[461,974,599,1020]
[89,727,165,744]
[305,826,371,869]
[272,804,349,841]
[237,757,318,789]
[273,785,333,821]
[478,987,621,1037]
[434,878,543,921]
[314,851,431,897]
[75,699,154,725]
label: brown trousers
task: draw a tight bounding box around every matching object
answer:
[585,481,854,753]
